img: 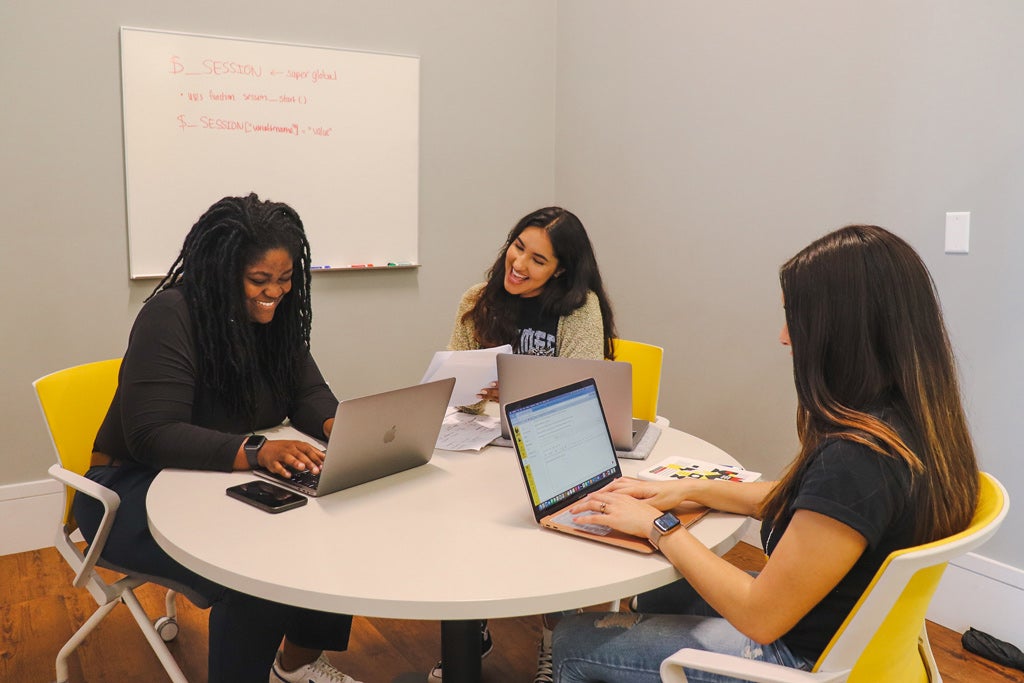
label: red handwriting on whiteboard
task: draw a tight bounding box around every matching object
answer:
[169,56,340,84]
[168,55,263,77]
[198,116,297,133]
[179,90,308,105]
[202,59,263,76]
[311,69,337,83]
[167,53,339,82]
[240,93,309,104]
[175,115,334,137]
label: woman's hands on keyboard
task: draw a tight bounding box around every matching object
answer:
[256,439,327,478]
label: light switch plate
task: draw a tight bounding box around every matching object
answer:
[945,212,970,254]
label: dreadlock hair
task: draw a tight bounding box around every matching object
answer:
[464,207,618,359]
[147,193,313,426]
[759,225,979,545]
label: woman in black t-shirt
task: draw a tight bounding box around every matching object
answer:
[548,225,980,682]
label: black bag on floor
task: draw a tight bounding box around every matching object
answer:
[961,627,1024,671]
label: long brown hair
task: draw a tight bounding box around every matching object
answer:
[759,225,978,544]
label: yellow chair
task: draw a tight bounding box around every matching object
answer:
[613,339,664,423]
[34,359,205,683]
[660,471,1008,683]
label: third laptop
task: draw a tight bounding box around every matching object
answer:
[497,354,656,456]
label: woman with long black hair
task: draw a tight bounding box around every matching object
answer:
[449,205,617,404]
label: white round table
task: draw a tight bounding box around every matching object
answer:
[148,426,749,682]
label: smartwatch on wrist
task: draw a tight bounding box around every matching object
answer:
[243,434,267,470]
[648,511,682,550]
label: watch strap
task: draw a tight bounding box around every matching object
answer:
[243,434,265,469]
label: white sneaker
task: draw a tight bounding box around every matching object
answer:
[534,628,553,683]
[270,652,363,683]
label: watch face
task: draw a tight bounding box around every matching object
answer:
[245,435,267,451]
[655,513,681,533]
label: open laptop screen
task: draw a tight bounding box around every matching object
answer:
[505,379,621,518]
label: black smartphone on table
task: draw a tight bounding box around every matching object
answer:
[226,480,308,513]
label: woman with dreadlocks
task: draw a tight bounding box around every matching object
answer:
[74,194,362,683]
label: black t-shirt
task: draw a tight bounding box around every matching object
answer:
[515,296,559,356]
[762,435,916,662]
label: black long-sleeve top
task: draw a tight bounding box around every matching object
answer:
[94,288,338,471]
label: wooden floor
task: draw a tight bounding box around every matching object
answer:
[2,542,1022,682]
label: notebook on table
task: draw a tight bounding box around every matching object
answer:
[253,377,455,497]
[504,378,707,553]
[496,354,659,458]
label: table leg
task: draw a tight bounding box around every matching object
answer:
[440,619,482,683]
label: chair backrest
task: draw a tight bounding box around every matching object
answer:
[814,471,1008,682]
[34,359,121,528]
[612,339,663,422]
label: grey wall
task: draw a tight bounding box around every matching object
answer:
[554,0,1024,568]
[4,1,1020,574]
[2,1,555,481]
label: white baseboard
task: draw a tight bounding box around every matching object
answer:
[0,478,64,556]
[740,518,1023,644]
[929,552,1024,645]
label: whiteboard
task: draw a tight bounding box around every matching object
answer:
[120,27,419,278]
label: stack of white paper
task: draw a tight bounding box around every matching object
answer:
[434,408,502,452]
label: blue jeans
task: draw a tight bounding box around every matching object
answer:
[551,577,813,683]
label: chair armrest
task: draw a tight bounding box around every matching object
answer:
[660,648,849,683]
[48,463,121,588]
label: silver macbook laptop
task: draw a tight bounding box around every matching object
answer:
[253,378,455,497]
[497,354,653,453]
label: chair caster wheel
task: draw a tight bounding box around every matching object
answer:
[155,616,179,642]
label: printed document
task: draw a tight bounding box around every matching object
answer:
[434,408,502,451]
[420,345,512,407]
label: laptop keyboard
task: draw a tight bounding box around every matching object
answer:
[551,508,612,536]
[268,467,319,489]
[291,468,320,488]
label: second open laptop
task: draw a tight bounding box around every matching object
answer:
[497,354,657,457]
[504,378,706,553]
[253,377,455,497]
